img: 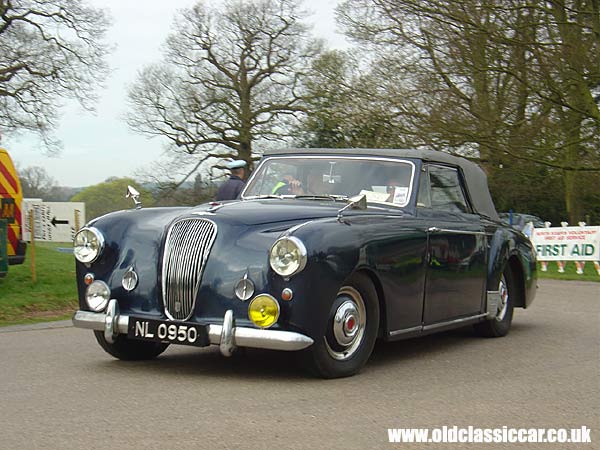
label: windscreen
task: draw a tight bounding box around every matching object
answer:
[243,157,415,207]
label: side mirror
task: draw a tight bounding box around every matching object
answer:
[337,194,367,221]
[126,185,142,209]
[349,194,367,210]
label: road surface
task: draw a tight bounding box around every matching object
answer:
[1,280,598,449]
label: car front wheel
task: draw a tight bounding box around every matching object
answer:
[304,273,379,378]
[94,331,169,360]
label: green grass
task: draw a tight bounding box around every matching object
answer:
[537,260,600,282]
[0,242,78,326]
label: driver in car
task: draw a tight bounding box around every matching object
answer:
[272,174,303,195]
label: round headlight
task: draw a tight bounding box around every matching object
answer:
[85,280,111,312]
[74,227,105,264]
[269,236,307,277]
[248,294,280,328]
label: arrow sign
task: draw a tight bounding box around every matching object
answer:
[51,217,69,227]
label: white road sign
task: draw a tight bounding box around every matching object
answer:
[531,226,600,261]
[21,201,86,243]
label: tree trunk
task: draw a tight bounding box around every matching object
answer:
[562,122,584,224]
[563,169,583,225]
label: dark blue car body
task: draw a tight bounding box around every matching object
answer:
[73,149,537,378]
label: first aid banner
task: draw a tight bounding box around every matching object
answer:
[531,226,600,261]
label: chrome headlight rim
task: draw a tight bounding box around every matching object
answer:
[85,280,111,312]
[73,226,105,264]
[269,236,307,278]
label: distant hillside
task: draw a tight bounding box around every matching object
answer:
[61,186,86,201]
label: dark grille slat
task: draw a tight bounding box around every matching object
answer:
[162,218,217,320]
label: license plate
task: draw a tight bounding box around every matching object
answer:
[127,317,209,347]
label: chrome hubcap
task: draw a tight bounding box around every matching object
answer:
[496,275,509,322]
[333,301,359,345]
[325,286,366,360]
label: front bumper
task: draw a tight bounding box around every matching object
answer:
[72,299,314,356]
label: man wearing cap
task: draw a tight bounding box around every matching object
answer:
[215,160,247,201]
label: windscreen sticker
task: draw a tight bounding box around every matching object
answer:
[392,187,409,204]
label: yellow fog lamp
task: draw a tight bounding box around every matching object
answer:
[248,294,280,329]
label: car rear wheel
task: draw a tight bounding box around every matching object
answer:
[304,273,379,378]
[94,331,169,360]
[474,266,515,337]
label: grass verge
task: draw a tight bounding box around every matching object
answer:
[0,242,77,326]
[537,261,600,282]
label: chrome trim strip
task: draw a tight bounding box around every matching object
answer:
[72,310,314,352]
[241,155,416,208]
[428,227,489,236]
[388,325,422,337]
[285,220,314,235]
[422,313,488,331]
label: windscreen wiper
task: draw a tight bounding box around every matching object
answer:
[243,194,295,200]
[294,195,349,202]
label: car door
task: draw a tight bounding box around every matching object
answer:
[417,164,488,325]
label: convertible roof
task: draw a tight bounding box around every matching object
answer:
[263,148,499,220]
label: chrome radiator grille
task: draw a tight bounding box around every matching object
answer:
[162,218,217,320]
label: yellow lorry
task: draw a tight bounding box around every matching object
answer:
[0,148,27,270]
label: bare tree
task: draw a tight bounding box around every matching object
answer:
[127,0,321,181]
[0,0,110,152]
[18,165,63,200]
[338,0,600,222]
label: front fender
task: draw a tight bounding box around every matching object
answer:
[272,219,361,341]
[284,214,427,341]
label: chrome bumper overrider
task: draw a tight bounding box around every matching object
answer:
[72,299,314,356]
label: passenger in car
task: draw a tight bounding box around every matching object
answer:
[272,174,303,195]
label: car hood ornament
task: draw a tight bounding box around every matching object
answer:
[126,185,142,209]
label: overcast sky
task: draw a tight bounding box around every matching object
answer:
[6,0,345,187]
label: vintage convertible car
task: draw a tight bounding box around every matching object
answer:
[72,149,537,378]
